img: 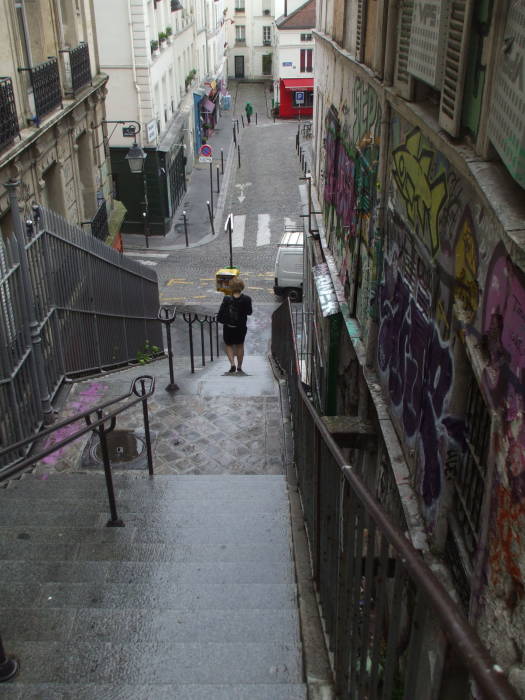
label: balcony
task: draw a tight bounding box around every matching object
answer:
[62,42,92,96]
[235,39,246,46]
[263,40,271,46]
[0,78,20,152]
[19,57,62,125]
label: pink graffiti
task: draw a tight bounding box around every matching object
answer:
[40,381,108,465]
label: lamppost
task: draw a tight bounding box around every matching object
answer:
[95,120,148,247]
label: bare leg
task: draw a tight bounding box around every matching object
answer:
[235,343,245,370]
[225,344,236,368]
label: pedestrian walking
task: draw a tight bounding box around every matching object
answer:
[217,278,252,374]
[245,102,253,124]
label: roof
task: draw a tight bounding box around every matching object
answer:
[281,78,314,90]
[276,0,315,30]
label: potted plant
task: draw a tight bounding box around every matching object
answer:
[166,26,173,42]
[158,31,167,47]
[150,39,159,56]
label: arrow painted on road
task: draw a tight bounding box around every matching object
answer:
[235,182,252,203]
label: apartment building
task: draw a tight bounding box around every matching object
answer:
[309,0,525,688]
[0,0,112,241]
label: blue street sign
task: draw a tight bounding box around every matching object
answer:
[295,91,305,105]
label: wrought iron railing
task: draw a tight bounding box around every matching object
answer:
[0,77,19,151]
[61,42,92,95]
[271,299,520,700]
[19,57,62,123]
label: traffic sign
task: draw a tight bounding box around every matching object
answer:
[199,143,213,162]
[295,91,305,105]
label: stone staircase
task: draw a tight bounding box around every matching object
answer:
[0,471,307,699]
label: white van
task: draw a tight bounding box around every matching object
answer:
[273,230,303,302]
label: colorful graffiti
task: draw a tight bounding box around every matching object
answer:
[392,128,447,258]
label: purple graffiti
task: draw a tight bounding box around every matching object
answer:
[334,147,356,232]
[378,267,454,506]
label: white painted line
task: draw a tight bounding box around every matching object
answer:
[125,252,169,258]
[257,213,271,247]
[232,214,246,247]
[138,260,158,266]
[285,217,297,228]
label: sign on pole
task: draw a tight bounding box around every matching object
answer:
[295,91,305,105]
[199,144,213,163]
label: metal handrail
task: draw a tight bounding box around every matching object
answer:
[182,311,219,373]
[271,299,520,700]
[0,375,156,518]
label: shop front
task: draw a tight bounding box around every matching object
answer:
[279,78,314,119]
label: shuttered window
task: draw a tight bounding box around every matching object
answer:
[393,0,414,99]
[300,49,313,72]
[439,0,475,136]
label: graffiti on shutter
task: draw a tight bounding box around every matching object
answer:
[439,0,474,137]
[394,0,415,100]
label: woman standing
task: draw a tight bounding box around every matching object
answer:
[217,278,252,374]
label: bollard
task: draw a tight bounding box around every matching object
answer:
[237,144,241,168]
[217,165,220,194]
[206,200,215,236]
[236,119,239,134]
[158,306,179,393]
[221,148,224,174]
[255,112,258,125]
[183,210,189,247]
[209,162,214,217]
[241,115,245,128]
[0,634,18,682]
[233,125,237,146]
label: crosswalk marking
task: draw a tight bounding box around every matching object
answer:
[284,217,296,228]
[232,214,246,247]
[257,213,271,247]
[124,251,169,258]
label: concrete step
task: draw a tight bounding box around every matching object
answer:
[0,683,308,700]
[2,559,296,585]
[4,607,301,644]
[7,640,304,685]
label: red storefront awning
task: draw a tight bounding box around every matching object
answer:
[281,78,314,90]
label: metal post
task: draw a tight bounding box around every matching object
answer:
[221,148,224,174]
[0,634,18,682]
[216,165,220,194]
[199,319,206,367]
[225,213,233,269]
[237,145,241,168]
[208,316,214,361]
[158,306,178,392]
[143,171,149,249]
[236,119,239,134]
[139,378,154,475]
[206,201,215,236]
[209,162,214,217]
[183,210,189,247]
[184,313,196,373]
[96,411,124,527]
[233,124,237,146]
[241,115,245,128]
[255,112,258,125]
[4,180,54,424]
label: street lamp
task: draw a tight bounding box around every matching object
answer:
[124,141,148,173]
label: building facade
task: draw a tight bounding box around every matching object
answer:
[273,0,314,118]
[0,0,112,242]
[225,0,275,80]
[310,0,525,690]
[93,0,226,236]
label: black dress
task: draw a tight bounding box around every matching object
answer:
[218,293,253,345]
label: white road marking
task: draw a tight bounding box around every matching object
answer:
[257,213,271,246]
[285,217,297,228]
[232,214,246,247]
[124,252,169,258]
[138,260,158,266]
[235,182,252,203]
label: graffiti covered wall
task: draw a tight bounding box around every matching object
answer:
[378,113,525,621]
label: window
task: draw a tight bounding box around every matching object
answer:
[15,1,31,67]
[300,49,313,72]
[235,25,245,42]
[235,0,245,12]
[263,26,271,45]
[300,33,312,42]
[262,53,272,75]
[293,91,314,107]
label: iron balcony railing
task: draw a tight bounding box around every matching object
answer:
[0,77,20,151]
[19,57,62,124]
[61,42,92,95]
[271,299,520,700]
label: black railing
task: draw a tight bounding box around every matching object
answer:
[271,300,520,700]
[182,311,219,373]
[19,57,62,123]
[0,77,19,151]
[68,42,92,94]
[89,200,109,241]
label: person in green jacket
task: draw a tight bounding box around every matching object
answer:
[245,102,253,124]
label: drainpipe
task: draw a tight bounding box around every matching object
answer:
[384,0,400,86]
